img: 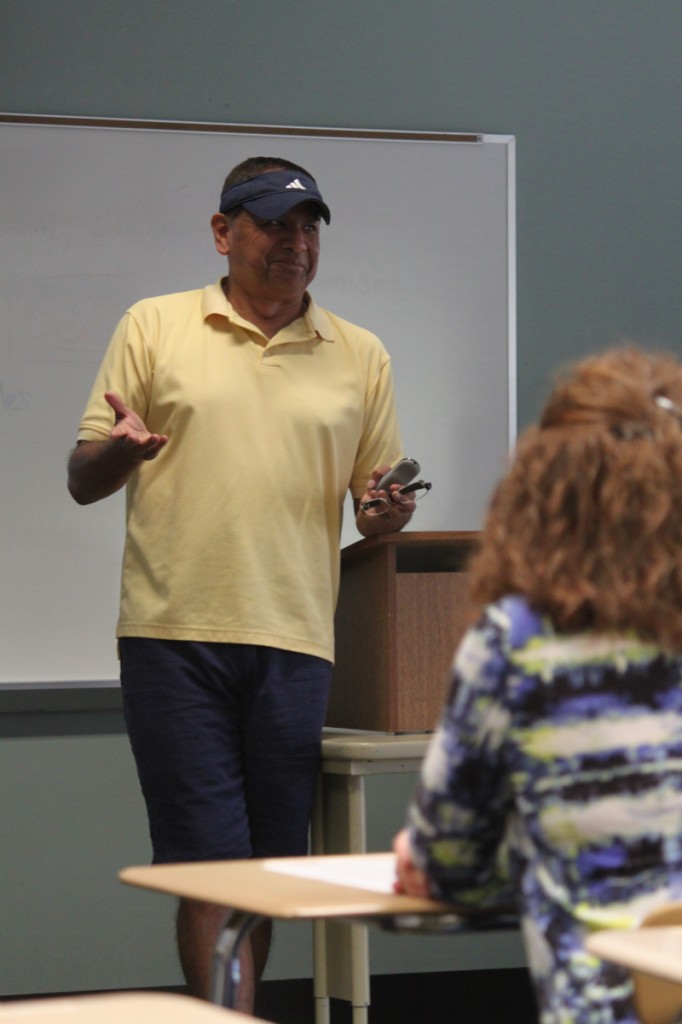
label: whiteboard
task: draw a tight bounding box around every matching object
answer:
[0,116,515,687]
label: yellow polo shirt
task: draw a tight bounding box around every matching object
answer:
[77,281,403,662]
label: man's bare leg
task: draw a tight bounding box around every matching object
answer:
[176,897,272,1013]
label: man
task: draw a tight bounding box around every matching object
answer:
[67,156,414,1011]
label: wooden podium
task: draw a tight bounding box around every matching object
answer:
[327,531,480,732]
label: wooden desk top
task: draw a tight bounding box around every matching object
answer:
[0,993,255,1022]
[120,852,452,921]
[587,927,682,984]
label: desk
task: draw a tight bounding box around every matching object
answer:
[587,927,682,1024]
[586,927,682,985]
[312,731,430,1024]
[0,993,256,1022]
[120,853,452,1013]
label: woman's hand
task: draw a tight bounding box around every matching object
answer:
[392,828,431,897]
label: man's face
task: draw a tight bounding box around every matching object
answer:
[212,201,321,306]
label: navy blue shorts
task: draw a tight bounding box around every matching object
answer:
[119,639,332,864]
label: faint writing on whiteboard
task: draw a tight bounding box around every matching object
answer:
[0,381,31,411]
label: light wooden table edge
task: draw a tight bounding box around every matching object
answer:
[0,992,256,1022]
[118,852,453,921]
[586,926,682,984]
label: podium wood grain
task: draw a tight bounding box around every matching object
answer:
[328,531,480,731]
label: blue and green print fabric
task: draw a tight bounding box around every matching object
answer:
[407,595,682,1023]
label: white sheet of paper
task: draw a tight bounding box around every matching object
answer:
[263,854,397,893]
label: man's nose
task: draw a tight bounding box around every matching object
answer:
[283,225,307,251]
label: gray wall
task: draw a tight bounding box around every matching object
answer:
[1,0,681,997]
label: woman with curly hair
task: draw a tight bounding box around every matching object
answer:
[394,347,682,1024]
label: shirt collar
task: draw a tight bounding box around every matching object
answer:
[202,280,335,344]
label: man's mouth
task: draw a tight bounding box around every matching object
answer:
[271,259,307,271]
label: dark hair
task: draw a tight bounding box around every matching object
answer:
[468,345,682,650]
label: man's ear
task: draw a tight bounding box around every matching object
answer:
[211,213,231,256]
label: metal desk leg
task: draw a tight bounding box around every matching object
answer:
[210,909,265,1009]
[313,920,331,1024]
[312,773,370,1024]
[312,774,331,1024]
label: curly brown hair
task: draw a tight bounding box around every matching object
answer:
[468,346,682,650]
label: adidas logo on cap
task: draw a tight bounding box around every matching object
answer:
[285,179,307,190]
